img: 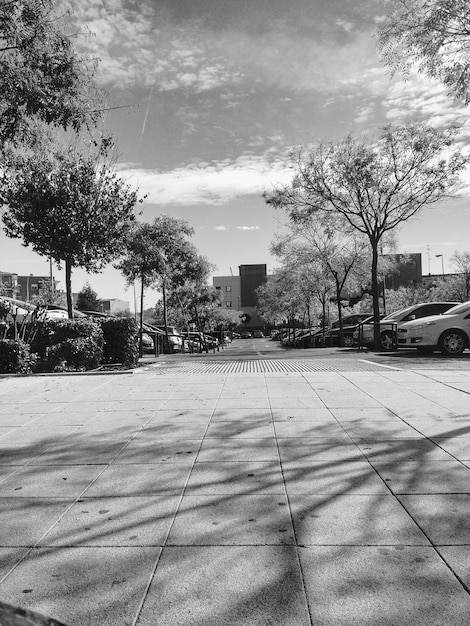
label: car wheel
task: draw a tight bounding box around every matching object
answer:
[380,331,397,351]
[439,330,467,356]
[417,346,435,354]
[343,335,354,348]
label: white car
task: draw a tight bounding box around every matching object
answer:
[354,301,459,351]
[398,301,470,356]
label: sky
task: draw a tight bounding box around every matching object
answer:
[3,0,470,309]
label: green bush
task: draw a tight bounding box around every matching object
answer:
[99,317,139,368]
[48,336,103,371]
[30,318,104,371]
[0,340,32,374]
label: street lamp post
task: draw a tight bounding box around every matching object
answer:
[435,254,445,276]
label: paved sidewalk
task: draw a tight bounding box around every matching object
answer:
[1,361,470,625]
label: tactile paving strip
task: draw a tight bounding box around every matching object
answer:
[151,358,387,374]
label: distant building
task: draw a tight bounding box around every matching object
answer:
[101,298,130,315]
[0,271,56,301]
[384,253,423,289]
[213,264,268,329]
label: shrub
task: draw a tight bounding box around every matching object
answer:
[0,340,32,374]
[30,318,104,371]
[47,336,103,371]
[99,317,139,368]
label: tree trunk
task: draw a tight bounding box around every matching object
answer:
[371,239,381,351]
[162,278,170,353]
[335,277,343,346]
[139,273,145,358]
[65,259,73,319]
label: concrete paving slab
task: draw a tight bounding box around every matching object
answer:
[395,420,470,438]
[83,463,192,496]
[185,461,285,495]
[0,546,160,626]
[299,546,470,625]
[277,440,363,462]
[436,546,470,588]
[211,408,272,420]
[167,494,295,545]
[113,437,200,464]
[161,399,217,410]
[269,396,326,409]
[0,547,30,579]
[196,438,279,462]
[147,409,213,422]
[282,460,390,495]
[370,460,470,494]
[0,498,73,546]
[39,495,180,547]
[329,407,399,420]
[140,421,209,438]
[215,397,271,409]
[136,546,311,626]
[204,420,274,438]
[289,494,429,546]
[430,436,470,460]
[398,494,470,544]
[339,419,425,439]
[0,465,106,498]
[353,438,454,461]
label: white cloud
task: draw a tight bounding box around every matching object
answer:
[118,155,293,206]
[214,225,227,230]
[237,226,261,231]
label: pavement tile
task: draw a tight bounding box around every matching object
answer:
[0,498,73,546]
[329,407,399,421]
[204,420,274,438]
[185,461,285,495]
[211,408,272,421]
[299,546,470,625]
[269,396,326,409]
[431,436,470,460]
[39,495,180,547]
[161,399,217,410]
[151,409,213,422]
[83,463,192,496]
[0,546,160,626]
[196,438,279,462]
[398,495,470,544]
[271,408,336,422]
[277,440,362,462]
[112,437,199,464]
[370,460,470,494]
[289,494,429,545]
[215,398,271,409]
[167,494,295,545]
[354,438,453,461]
[436,546,470,587]
[339,419,426,439]
[140,421,208,438]
[0,548,30,580]
[282,460,390,495]
[0,414,48,427]
[102,400,168,412]
[0,465,106,498]
[136,546,311,626]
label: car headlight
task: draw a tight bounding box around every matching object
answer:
[409,320,436,330]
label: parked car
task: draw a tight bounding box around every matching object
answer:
[252,330,264,338]
[184,331,219,352]
[154,325,183,353]
[354,302,459,351]
[281,327,322,348]
[325,313,373,347]
[398,300,470,356]
[240,331,252,339]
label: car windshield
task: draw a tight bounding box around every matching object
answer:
[382,304,420,321]
[443,302,470,316]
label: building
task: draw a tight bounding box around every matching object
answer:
[213,264,268,329]
[384,253,423,289]
[0,271,56,301]
[101,298,130,315]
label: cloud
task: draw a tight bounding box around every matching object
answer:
[118,155,293,206]
[214,225,227,230]
[237,226,261,231]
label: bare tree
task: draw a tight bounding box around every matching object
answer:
[265,123,468,349]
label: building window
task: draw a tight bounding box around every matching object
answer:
[226,286,231,292]
[226,301,232,307]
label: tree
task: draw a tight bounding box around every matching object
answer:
[2,146,140,317]
[116,216,205,354]
[378,0,470,103]
[451,250,470,299]
[76,282,102,312]
[265,123,468,349]
[0,0,102,150]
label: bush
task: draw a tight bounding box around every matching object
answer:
[0,340,33,374]
[48,336,103,371]
[29,318,103,371]
[99,317,139,368]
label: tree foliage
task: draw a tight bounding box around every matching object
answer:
[0,0,102,149]
[378,0,470,103]
[265,122,468,349]
[1,146,140,317]
[76,282,101,312]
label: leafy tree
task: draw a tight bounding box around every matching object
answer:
[76,282,102,312]
[0,0,102,150]
[265,123,468,349]
[116,216,205,354]
[378,0,470,103]
[2,146,140,317]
